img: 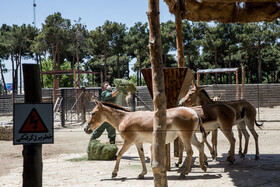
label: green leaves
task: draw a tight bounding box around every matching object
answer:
[113,78,137,95]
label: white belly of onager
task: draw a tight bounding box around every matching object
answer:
[202,121,220,133]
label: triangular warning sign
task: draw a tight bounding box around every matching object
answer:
[19,108,49,133]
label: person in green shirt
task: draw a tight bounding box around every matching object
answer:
[89,81,118,144]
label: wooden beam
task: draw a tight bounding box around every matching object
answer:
[22,64,43,187]
[235,68,239,100]
[241,66,245,99]
[147,0,167,186]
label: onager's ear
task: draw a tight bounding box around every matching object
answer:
[191,80,195,88]
[94,99,103,109]
[197,86,206,91]
[93,98,99,105]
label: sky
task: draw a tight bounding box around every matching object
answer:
[0,0,175,83]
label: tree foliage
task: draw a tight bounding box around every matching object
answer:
[0,14,280,92]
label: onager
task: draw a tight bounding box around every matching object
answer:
[84,100,207,179]
[177,103,237,163]
[179,85,263,160]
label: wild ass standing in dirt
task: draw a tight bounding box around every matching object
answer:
[176,102,237,164]
[179,85,263,160]
[84,100,207,178]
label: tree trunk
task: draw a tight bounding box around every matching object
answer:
[187,54,191,69]
[127,61,130,79]
[71,56,75,87]
[164,53,167,67]
[117,54,120,78]
[214,49,218,84]
[11,54,15,105]
[14,55,19,96]
[0,63,7,94]
[139,53,142,86]
[19,48,22,94]
[52,43,59,104]
[104,40,107,81]
[258,39,262,83]
[175,12,184,68]
[147,0,167,186]
[228,52,232,84]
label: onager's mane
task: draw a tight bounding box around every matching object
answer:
[100,101,130,112]
[200,89,212,102]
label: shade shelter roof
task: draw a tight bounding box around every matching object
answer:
[197,67,239,74]
[164,0,280,23]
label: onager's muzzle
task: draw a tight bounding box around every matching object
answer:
[178,98,185,107]
[83,122,93,134]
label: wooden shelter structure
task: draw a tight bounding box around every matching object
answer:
[196,67,245,99]
[141,67,193,170]
[148,0,280,185]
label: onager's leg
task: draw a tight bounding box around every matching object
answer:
[237,125,243,155]
[211,130,218,159]
[135,143,147,179]
[237,122,250,158]
[245,119,260,160]
[191,134,207,172]
[112,141,134,178]
[180,135,194,177]
[220,126,236,163]
[175,140,183,167]
[202,132,215,159]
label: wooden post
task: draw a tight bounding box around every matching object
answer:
[235,68,239,100]
[131,93,136,112]
[175,12,184,67]
[100,72,103,86]
[241,67,245,99]
[197,70,200,87]
[22,64,42,187]
[52,76,59,104]
[81,87,86,122]
[147,0,167,186]
[60,89,65,127]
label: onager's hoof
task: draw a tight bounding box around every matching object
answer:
[226,156,235,164]
[255,155,260,160]
[137,174,145,179]
[239,153,245,158]
[179,173,186,179]
[175,162,181,167]
[204,161,209,167]
[201,165,207,172]
[112,172,118,178]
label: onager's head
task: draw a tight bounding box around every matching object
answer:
[179,85,204,107]
[83,100,106,134]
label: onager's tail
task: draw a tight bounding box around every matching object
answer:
[255,120,263,128]
[199,118,207,139]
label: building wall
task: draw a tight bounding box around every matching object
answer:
[1,84,280,115]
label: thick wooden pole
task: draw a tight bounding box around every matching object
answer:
[22,64,42,187]
[236,69,239,100]
[147,0,167,186]
[175,13,184,67]
[241,66,245,99]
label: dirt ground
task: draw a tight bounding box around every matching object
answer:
[1,107,280,187]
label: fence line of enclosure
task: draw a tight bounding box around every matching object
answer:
[1,84,280,123]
